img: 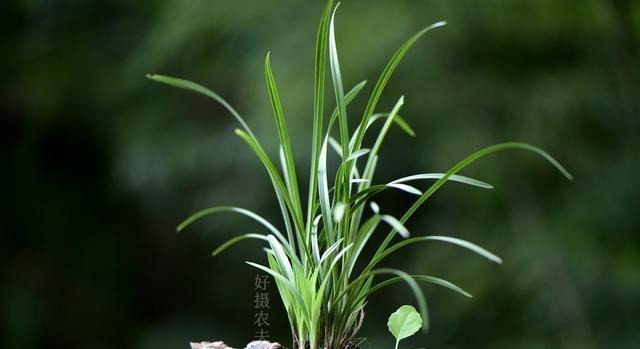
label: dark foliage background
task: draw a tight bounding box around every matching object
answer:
[2,1,639,349]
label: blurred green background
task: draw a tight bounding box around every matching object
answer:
[2,0,639,348]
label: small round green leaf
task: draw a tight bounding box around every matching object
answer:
[387,305,423,341]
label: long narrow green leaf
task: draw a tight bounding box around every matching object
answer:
[325,243,353,276]
[266,253,293,312]
[268,235,295,279]
[358,95,405,192]
[349,96,405,241]
[329,140,371,163]
[368,142,573,273]
[146,74,304,260]
[347,149,370,162]
[374,235,503,266]
[246,261,311,320]
[235,129,306,236]
[265,53,304,223]
[345,234,500,309]
[328,4,352,238]
[381,214,410,238]
[349,173,492,217]
[403,142,573,223]
[328,137,344,158]
[327,80,368,135]
[388,173,493,189]
[367,96,405,162]
[146,74,256,139]
[368,114,416,137]
[212,233,269,256]
[365,274,472,299]
[307,0,335,237]
[369,268,430,330]
[351,21,446,153]
[328,3,350,168]
[311,229,321,265]
[176,205,291,248]
[347,154,378,235]
[348,113,415,152]
[321,243,355,307]
[378,114,416,137]
[346,214,381,277]
[386,183,423,196]
[318,136,335,240]
[320,238,345,265]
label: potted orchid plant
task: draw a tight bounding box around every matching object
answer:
[148,1,572,348]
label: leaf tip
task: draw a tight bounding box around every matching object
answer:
[434,21,447,28]
[564,171,574,181]
[265,51,272,66]
[370,201,380,214]
[333,202,346,222]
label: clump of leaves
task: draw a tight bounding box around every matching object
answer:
[148,1,572,349]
